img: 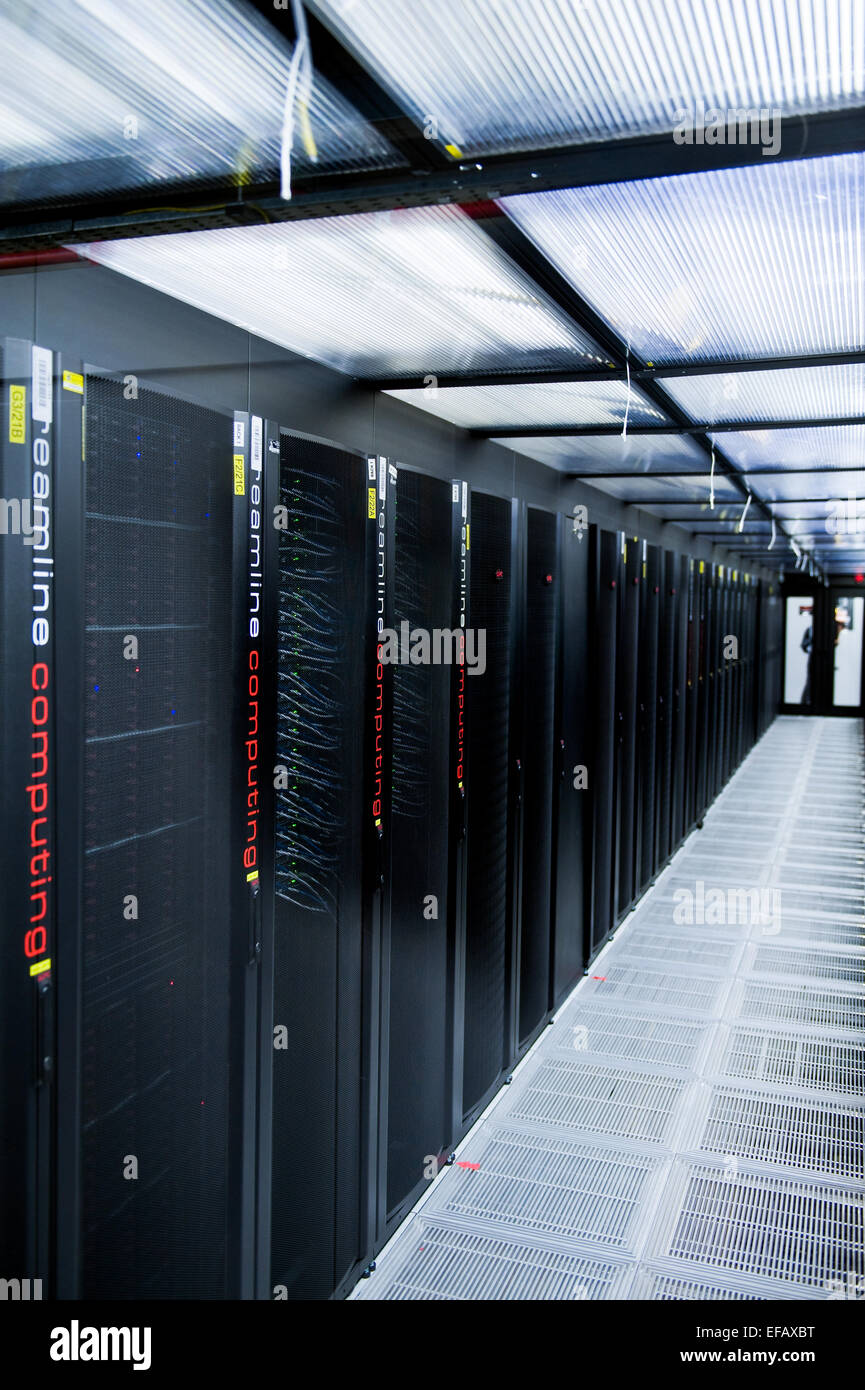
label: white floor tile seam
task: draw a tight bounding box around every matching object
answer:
[353,717,865,1300]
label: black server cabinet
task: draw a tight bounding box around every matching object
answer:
[518,505,560,1047]
[0,339,55,1292]
[462,491,518,1122]
[670,553,689,854]
[270,436,382,1300]
[708,565,724,805]
[614,535,640,923]
[684,559,699,832]
[655,549,677,871]
[695,561,712,821]
[551,511,590,1005]
[52,368,255,1300]
[635,541,660,895]
[381,464,463,1232]
[700,564,717,816]
[587,526,619,960]
[722,569,735,786]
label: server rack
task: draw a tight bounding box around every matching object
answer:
[635,541,660,896]
[381,463,463,1233]
[0,338,55,1293]
[708,565,724,805]
[728,571,739,773]
[518,504,560,1048]
[270,436,381,1300]
[462,491,518,1122]
[551,510,590,1006]
[587,526,619,960]
[670,553,690,853]
[614,535,640,923]
[654,548,676,871]
[51,367,255,1300]
[233,412,279,1302]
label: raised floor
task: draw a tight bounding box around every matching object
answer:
[353,717,865,1301]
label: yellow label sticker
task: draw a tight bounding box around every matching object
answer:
[62,370,84,394]
[368,487,377,519]
[246,870,259,883]
[233,454,245,495]
[466,523,470,551]
[444,142,462,158]
[30,958,51,977]
[733,569,738,581]
[699,560,705,573]
[9,384,26,443]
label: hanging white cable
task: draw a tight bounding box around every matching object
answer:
[280,0,318,201]
[709,445,715,510]
[768,515,776,550]
[621,341,631,439]
[737,491,751,532]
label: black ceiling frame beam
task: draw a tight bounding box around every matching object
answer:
[565,466,865,479]
[629,495,865,506]
[2,100,864,252]
[361,349,865,390]
[477,414,865,439]
[467,207,802,566]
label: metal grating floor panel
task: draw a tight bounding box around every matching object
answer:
[354,717,865,1301]
[712,1026,865,1097]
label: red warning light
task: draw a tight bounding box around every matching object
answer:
[855,573,864,584]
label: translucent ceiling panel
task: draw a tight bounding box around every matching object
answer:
[765,501,856,518]
[0,0,399,207]
[687,517,774,531]
[74,207,604,377]
[716,426,865,471]
[661,364,865,424]
[501,154,865,363]
[312,0,865,157]
[583,473,743,503]
[494,432,710,474]
[385,381,665,430]
[749,470,865,501]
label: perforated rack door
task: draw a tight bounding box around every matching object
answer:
[272,434,373,1300]
[78,373,236,1299]
[462,492,516,1118]
[384,466,457,1226]
[519,506,559,1046]
[587,527,619,958]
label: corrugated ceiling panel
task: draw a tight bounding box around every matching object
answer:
[385,381,666,429]
[501,154,865,363]
[312,0,865,157]
[715,425,865,471]
[0,0,400,207]
[73,207,605,377]
[661,364,865,423]
[494,432,711,474]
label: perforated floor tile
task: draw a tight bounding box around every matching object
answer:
[353,718,865,1301]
